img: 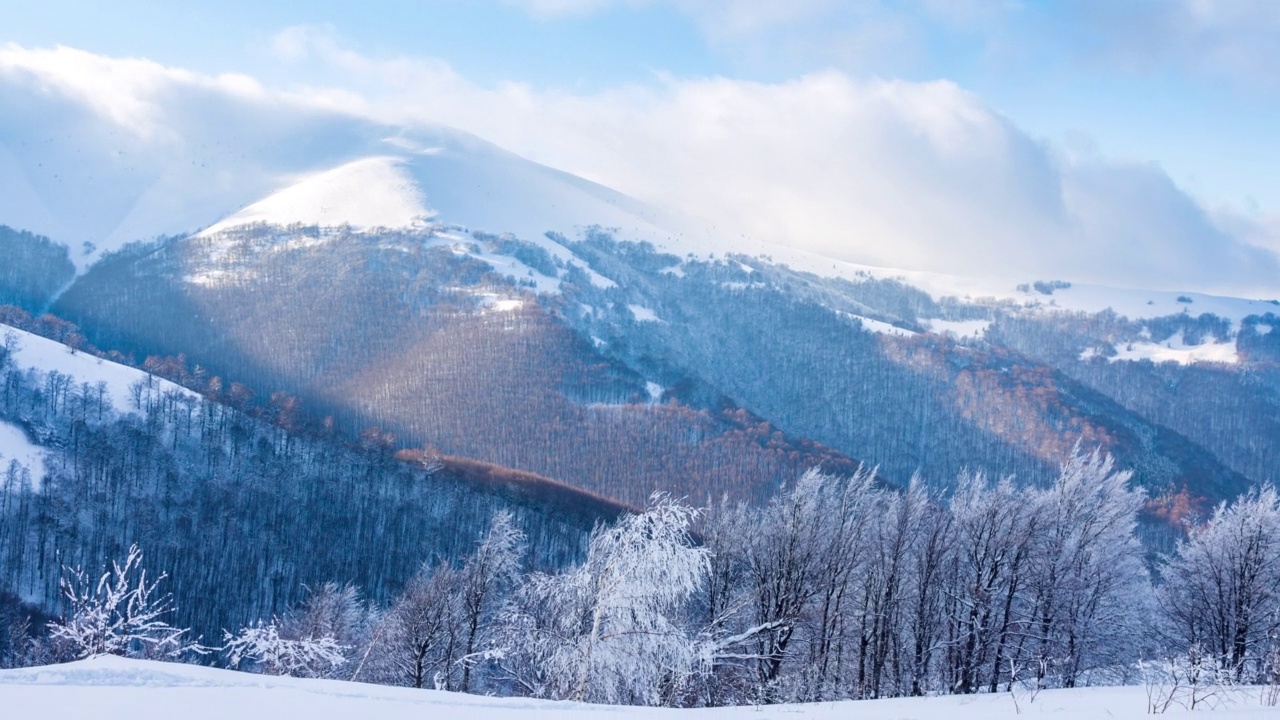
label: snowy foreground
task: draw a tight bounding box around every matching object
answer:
[1,657,1275,719]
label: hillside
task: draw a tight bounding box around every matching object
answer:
[0,320,622,641]
[50,225,865,507]
[36,219,1258,529]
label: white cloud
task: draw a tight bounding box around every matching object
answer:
[0,44,267,139]
[259,28,1278,295]
[0,43,381,264]
[1,38,1278,296]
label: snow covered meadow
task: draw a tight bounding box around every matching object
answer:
[2,656,1278,719]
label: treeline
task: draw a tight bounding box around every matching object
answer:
[8,453,1279,709]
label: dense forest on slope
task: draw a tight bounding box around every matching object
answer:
[0,226,75,312]
[15,221,1270,517]
[554,234,1253,505]
[0,326,615,642]
[50,226,861,506]
[990,312,1280,486]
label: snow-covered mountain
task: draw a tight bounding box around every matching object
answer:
[2,43,1279,540]
[196,139,679,250]
[0,49,702,276]
[4,44,1277,304]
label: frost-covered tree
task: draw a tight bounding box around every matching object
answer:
[458,510,525,692]
[689,467,881,704]
[223,583,366,678]
[1159,485,1280,681]
[946,471,1039,694]
[223,620,347,677]
[740,468,871,701]
[1026,447,1150,687]
[287,582,369,663]
[503,494,708,705]
[47,544,196,660]
[372,562,461,689]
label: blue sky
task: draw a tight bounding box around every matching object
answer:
[3,1,1279,292]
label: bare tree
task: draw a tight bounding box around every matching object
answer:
[377,563,461,689]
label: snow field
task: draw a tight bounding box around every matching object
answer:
[1,657,1275,720]
[0,419,44,489]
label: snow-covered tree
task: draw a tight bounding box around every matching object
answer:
[223,583,365,678]
[1026,447,1150,687]
[946,471,1039,694]
[1159,485,1280,681]
[222,620,347,677]
[737,468,874,701]
[287,582,368,663]
[373,562,461,689]
[47,544,196,660]
[458,510,525,692]
[503,494,708,705]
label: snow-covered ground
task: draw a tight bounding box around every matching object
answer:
[3,324,198,411]
[0,418,44,489]
[198,156,436,237]
[1107,334,1239,366]
[1,657,1275,719]
[927,318,991,339]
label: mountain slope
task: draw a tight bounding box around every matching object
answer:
[1,64,1275,519]
[43,220,1256,527]
[50,224,864,507]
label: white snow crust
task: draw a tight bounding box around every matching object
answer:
[0,419,44,489]
[1084,333,1240,366]
[0,657,1274,720]
[199,156,433,236]
[628,305,661,323]
[199,136,682,257]
[839,312,917,338]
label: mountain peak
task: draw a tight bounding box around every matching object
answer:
[199,155,433,236]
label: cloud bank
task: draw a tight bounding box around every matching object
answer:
[1,40,1277,296]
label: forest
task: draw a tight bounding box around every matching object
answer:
[0,320,1276,707]
[4,448,1278,709]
